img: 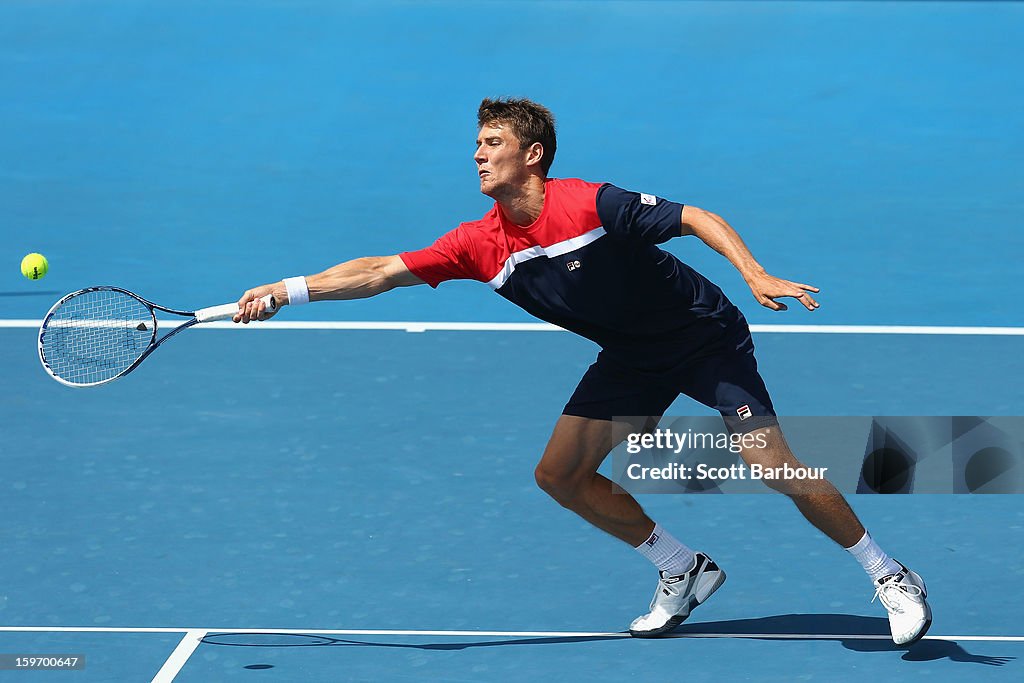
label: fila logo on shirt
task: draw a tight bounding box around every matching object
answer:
[567,260,582,271]
[640,193,657,206]
[737,404,752,420]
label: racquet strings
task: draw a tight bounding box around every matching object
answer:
[41,289,156,385]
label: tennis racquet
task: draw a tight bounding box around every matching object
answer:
[38,286,277,387]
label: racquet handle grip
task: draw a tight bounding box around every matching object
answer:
[195,294,278,323]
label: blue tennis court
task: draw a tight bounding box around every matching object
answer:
[2,1,1022,681]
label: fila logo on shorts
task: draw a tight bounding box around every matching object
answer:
[737,404,752,420]
[640,193,657,205]
[567,260,582,271]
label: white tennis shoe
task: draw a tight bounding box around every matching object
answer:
[873,561,932,645]
[629,552,726,637]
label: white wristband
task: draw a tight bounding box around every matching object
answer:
[283,276,310,306]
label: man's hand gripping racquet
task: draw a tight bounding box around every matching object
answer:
[37,286,277,387]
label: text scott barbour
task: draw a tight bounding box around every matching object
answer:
[623,428,828,482]
[625,462,829,482]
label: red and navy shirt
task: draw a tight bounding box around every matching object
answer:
[400,178,738,351]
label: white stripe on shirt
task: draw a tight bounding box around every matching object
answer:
[485,226,607,290]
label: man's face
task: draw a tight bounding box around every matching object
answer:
[474,123,531,198]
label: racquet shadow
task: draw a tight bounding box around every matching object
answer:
[0,290,61,297]
[202,632,618,651]
[203,614,1013,666]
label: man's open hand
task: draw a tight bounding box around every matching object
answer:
[746,272,820,311]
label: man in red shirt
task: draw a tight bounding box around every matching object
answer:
[234,98,931,644]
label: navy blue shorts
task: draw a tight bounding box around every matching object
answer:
[563,316,777,434]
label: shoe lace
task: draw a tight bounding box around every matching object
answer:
[650,576,681,609]
[871,574,922,614]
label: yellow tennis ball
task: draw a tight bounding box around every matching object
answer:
[21,253,49,280]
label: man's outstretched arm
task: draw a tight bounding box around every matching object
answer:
[680,206,820,312]
[233,254,424,323]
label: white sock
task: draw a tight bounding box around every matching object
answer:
[634,522,696,576]
[845,531,902,582]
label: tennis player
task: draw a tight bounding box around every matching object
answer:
[234,98,931,644]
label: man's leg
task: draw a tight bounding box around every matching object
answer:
[736,425,864,547]
[533,414,653,545]
[534,413,726,637]
[735,425,931,644]
[676,326,896,569]
[675,318,932,645]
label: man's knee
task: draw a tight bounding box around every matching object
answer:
[534,414,631,507]
[534,462,586,507]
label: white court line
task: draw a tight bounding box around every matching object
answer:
[151,629,206,683]
[1,319,1023,335]
[0,625,1022,642]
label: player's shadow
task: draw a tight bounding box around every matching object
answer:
[203,614,1012,666]
[677,614,1013,666]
